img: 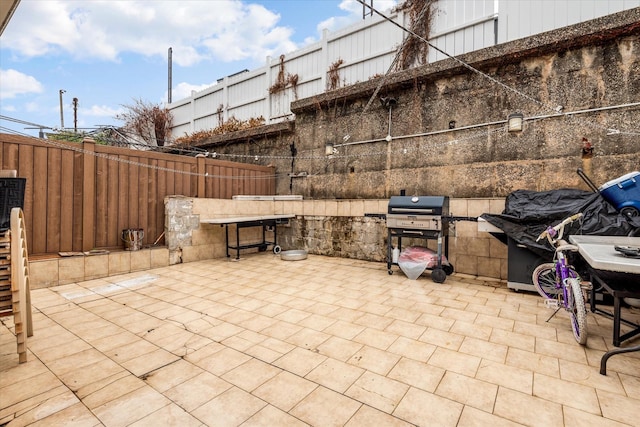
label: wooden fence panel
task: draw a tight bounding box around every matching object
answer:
[0,134,275,255]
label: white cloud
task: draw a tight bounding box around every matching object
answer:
[3,0,300,66]
[0,69,44,99]
[83,105,123,118]
[169,82,218,102]
[316,0,398,36]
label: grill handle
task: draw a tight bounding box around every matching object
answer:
[389,208,435,214]
[401,230,425,235]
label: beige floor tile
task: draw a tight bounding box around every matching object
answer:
[242,404,309,427]
[0,388,78,426]
[193,346,251,376]
[92,385,170,426]
[459,336,508,363]
[82,375,147,410]
[457,406,524,427]
[316,336,364,361]
[559,359,627,395]
[449,320,493,341]
[388,357,445,392]
[121,348,180,377]
[353,327,400,350]
[28,402,101,427]
[273,347,327,377]
[419,327,464,350]
[618,372,640,397]
[535,337,588,364]
[345,405,413,427]
[393,387,463,426]
[493,387,563,426]
[221,358,282,392]
[435,371,498,412]
[348,345,400,376]
[164,372,232,412]
[260,320,303,341]
[286,327,331,350]
[58,358,126,394]
[44,349,109,377]
[253,371,318,412]
[290,386,362,427]
[143,359,203,393]
[191,386,266,426]
[305,358,365,393]
[128,402,203,427]
[33,339,94,364]
[475,360,533,394]
[489,328,536,352]
[533,373,600,414]
[346,371,409,414]
[0,358,50,389]
[475,313,515,332]
[427,347,481,377]
[562,405,632,427]
[506,347,560,378]
[322,320,366,340]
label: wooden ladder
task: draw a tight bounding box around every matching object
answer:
[0,208,33,363]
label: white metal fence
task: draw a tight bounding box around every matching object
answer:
[168,0,638,138]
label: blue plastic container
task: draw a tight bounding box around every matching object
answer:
[598,171,640,217]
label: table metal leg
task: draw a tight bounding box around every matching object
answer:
[600,345,640,375]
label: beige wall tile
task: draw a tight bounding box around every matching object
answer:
[467,199,492,218]
[130,250,151,272]
[30,259,60,288]
[150,248,169,268]
[58,257,85,284]
[85,255,109,280]
[450,198,468,217]
[337,201,350,217]
[109,252,131,276]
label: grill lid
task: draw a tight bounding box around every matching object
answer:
[388,196,449,215]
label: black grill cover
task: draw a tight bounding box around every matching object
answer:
[481,188,640,257]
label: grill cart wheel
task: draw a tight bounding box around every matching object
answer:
[388,269,393,275]
[431,268,446,283]
[621,206,639,218]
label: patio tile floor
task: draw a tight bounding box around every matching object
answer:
[1,254,639,426]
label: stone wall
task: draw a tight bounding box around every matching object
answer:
[185,9,640,201]
[166,196,507,281]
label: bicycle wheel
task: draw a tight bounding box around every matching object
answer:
[567,278,588,345]
[532,263,559,300]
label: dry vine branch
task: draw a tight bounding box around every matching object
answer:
[393,0,437,70]
[269,55,299,98]
[327,59,344,91]
[175,116,265,146]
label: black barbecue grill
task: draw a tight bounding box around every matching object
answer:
[386,195,453,283]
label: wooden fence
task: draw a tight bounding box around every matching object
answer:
[0,134,275,255]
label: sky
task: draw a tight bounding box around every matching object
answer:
[0,0,397,137]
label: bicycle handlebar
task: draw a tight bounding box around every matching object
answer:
[536,213,584,244]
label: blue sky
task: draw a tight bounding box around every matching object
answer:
[1,0,397,137]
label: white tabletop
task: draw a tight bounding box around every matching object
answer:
[569,235,640,274]
[200,214,295,224]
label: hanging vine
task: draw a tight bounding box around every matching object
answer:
[393,0,437,70]
[327,58,344,91]
[269,54,299,99]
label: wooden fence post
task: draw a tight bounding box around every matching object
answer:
[197,156,206,198]
[82,138,96,251]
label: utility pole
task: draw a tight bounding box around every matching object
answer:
[73,97,78,132]
[168,47,172,103]
[59,89,66,129]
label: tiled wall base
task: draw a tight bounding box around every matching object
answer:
[29,247,170,289]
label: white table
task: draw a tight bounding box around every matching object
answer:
[569,235,640,374]
[201,214,294,259]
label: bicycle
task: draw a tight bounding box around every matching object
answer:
[531,213,588,344]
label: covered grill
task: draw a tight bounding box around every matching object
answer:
[386,195,453,283]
